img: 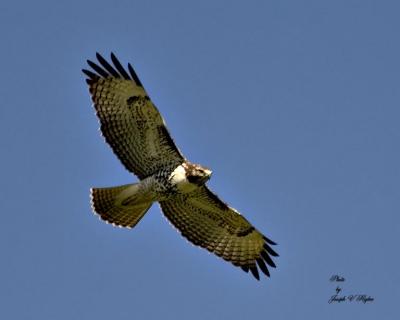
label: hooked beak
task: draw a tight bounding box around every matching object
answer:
[201,169,212,183]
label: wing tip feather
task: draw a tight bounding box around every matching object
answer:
[249,265,260,280]
[96,52,121,78]
[256,258,271,277]
[82,68,98,80]
[128,62,143,87]
[110,52,131,80]
[263,235,277,245]
[83,52,139,83]
[264,242,279,257]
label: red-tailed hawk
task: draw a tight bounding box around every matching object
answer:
[83,53,278,280]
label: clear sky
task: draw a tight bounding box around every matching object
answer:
[0,0,399,319]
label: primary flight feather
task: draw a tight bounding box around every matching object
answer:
[83,53,278,280]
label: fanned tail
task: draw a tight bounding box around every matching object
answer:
[90,183,153,228]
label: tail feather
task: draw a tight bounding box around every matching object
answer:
[90,183,153,228]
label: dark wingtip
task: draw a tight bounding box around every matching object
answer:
[256,258,270,277]
[87,59,109,78]
[261,250,276,268]
[128,63,143,87]
[110,52,130,80]
[96,52,120,78]
[264,243,279,257]
[241,265,249,273]
[82,68,98,80]
[249,265,260,280]
[85,52,143,86]
[263,235,277,245]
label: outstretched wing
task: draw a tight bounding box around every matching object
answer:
[159,186,278,280]
[83,53,184,179]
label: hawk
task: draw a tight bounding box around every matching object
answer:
[82,53,278,280]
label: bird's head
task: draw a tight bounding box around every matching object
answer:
[183,162,212,186]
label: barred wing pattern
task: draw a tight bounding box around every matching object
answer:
[160,186,278,280]
[83,53,184,179]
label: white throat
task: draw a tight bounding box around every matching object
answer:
[169,165,197,193]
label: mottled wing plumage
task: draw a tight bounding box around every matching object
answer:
[83,53,184,179]
[159,186,278,280]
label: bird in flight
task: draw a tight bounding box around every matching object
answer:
[82,53,278,280]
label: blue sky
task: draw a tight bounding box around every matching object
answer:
[1,0,399,319]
